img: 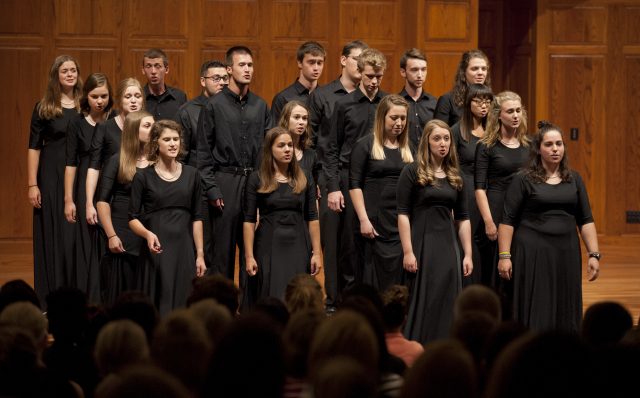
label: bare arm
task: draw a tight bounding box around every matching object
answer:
[398,214,417,273]
[192,220,206,277]
[85,168,100,224]
[349,188,378,239]
[456,219,473,276]
[497,223,514,280]
[243,222,257,276]
[308,219,322,275]
[27,149,41,208]
[64,166,77,223]
[579,222,600,281]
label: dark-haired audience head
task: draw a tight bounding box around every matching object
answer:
[381,284,410,331]
[483,321,529,374]
[46,287,88,342]
[308,310,379,379]
[0,325,39,393]
[151,310,212,394]
[187,274,240,315]
[284,273,324,315]
[454,284,502,323]
[450,310,498,378]
[109,291,159,341]
[485,332,589,398]
[581,301,633,346]
[95,365,190,398]
[187,298,232,346]
[401,339,477,398]
[312,356,377,398]
[252,296,290,331]
[283,310,325,379]
[205,313,285,398]
[0,279,40,313]
[94,319,149,376]
[199,59,228,97]
[0,302,48,356]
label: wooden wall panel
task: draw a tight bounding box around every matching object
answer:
[550,6,607,44]
[621,56,640,234]
[0,0,480,250]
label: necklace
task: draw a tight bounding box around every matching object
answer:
[276,175,289,183]
[500,139,519,147]
[155,163,181,181]
[115,114,125,130]
[85,114,96,126]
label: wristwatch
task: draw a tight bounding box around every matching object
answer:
[588,252,601,260]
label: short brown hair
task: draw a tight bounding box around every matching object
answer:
[143,48,168,67]
[400,48,427,69]
[357,48,387,72]
[147,119,186,162]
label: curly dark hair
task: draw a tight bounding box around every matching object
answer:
[146,119,186,162]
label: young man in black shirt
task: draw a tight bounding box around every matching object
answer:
[399,48,437,149]
[271,41,326,123]
[141,48,187,120]
[177,60,228,166]
[324,48,387,297]
[308,40,368,312]
[197,46,271,300]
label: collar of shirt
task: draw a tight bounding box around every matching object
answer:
[292,79,311,95]
[353,87,385,103]
[144,84,178,101]
[399,88,433,103]
[222,86,251,104]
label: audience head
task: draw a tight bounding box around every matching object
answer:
[80,72,113,115]
[94,319,149,376]
[187,298,232,346]
[582,301,633,346]
[283,309,325,379]
[46,286,88,342]
[454,284,502,322]
[187,274,240,315]
[109,291,159,341]
[483,321,530,374]
[0,279,40,313]
[450,310,498,371]
[381,284,410,332]
[0,325,39,389]
[252,296,290,331]
[151,310,212,394]
[284,273,324,315]
[0,302,48,353]
[95,365,190,398]
[312,356,377,398]
[401,339,477,398]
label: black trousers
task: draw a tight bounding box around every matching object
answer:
[319,168,361,306]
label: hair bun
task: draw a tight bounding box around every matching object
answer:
[537,120,552,129]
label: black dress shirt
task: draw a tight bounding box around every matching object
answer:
[399,88,438,149]
[271,79,311,123]
[177,94,208,167]
[308,78,350,166]
[324,88,387,192]
[143,84,187,120]
[196,87,271,201]
[434,91,462,127]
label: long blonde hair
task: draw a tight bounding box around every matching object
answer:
[481,91,530,148]
[416,120,463,190]
[258,128,307,194]
[115,77,145,114]
[371,95,413,163]
[38,55,82,119]
[118,111,152,183]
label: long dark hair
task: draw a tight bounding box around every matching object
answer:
[524,121,572,183]
[278,100,312,150]
[80,72,113,116]
[258,127,307,194]
[452,49,491,108]
[38,55,83,119]
[459,84,493,142]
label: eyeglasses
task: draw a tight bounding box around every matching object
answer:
[204,75,229,83]
[472,98,492,106]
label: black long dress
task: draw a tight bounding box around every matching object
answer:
[65,115,106,303]
[474,141,528,288]
[129,165,203,315]
[96,154,145,306]
[298,148,319,189]
[349,136,408,291]
[89,118,121,170]
[502,172,593,332]
[243,171,318,301]
[397,163,469,344]
[434,92,462,127]
[29,105,78,305]
[451,123,482,285]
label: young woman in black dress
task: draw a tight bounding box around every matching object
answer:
[278,100,319,183]
[86,78,144,226]
[64,72,113,302]
[434,49,490,127]
[28,55,83,305]
[450,84,493,285]
[96,111,153,305]
[474,91,530,311]
[349,94,414,291]
[498,121,600,331]
[129,120,206,315]
[397,120,472,343]
[243,127,321,302]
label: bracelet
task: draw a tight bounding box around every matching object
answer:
[28,184,37,188]
[499,253,511,259]
[498,251,511,255]
[107,235,117,240]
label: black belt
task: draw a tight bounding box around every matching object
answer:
[217,166,254,176]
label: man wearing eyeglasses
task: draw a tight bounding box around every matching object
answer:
[178,60,229,166]
[141,48,187,120]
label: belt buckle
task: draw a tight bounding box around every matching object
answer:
[242,167,252,176]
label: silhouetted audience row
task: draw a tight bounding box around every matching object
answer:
[1,278,638,398]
